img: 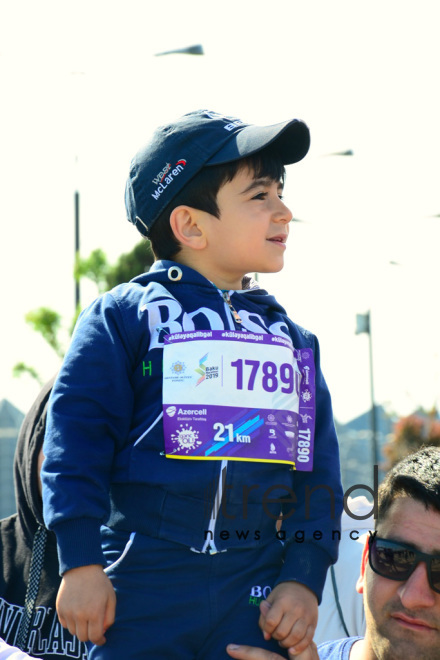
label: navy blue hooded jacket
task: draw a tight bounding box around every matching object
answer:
[42,261,343,602]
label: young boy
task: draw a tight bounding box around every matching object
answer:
[42,110,343,659]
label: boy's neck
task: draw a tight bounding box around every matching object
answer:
[172,253,245,291]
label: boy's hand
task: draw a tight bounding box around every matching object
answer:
[56,564,116,646]
[258,582,318,654]
[226,641,319,659]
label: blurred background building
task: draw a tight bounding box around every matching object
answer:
[0,399,24,517]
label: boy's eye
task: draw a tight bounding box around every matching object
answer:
[252,192,267,200]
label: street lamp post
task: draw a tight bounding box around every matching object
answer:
[154,44,204,57]
[71,47,204,314]
[70,71,85,315]
[74,190,80,310]
[323,150,354,157]
[356,310,378,469]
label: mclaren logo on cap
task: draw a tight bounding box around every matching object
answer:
[152,163,172,185]
[151,159,187,202]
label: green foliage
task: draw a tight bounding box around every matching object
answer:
[14,240,155,383]
[73,240,154,292]
[25,307,64,357]
[12,362,43,386]
[74,248,109,293]
[104,240,154,290]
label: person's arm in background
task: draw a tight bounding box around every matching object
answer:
[0,638,38,660]
[226,639,319,660]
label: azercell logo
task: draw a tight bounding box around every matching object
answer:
[151,159,187,201]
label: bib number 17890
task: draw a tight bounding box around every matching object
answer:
[230,359,299,394]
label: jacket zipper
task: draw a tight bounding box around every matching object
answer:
[200,291,243,553]
[222,290,242,326]
[200,458,228,554]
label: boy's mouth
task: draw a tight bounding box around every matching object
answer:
[267,234,288,244]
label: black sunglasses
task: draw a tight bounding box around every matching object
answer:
[368,535,440,594]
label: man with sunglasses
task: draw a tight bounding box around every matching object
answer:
[226,446,440,659]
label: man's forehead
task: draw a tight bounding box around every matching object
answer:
[377,497,440,553]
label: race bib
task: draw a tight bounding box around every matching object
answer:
[162,330,315,470]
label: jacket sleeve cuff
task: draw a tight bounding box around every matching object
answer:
[276,543,332,605]
[52,518,106,575]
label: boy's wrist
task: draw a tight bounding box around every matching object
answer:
[276,543,331,604]
[53,517,106,574]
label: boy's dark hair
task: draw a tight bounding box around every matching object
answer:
[377,446,440,524]
[149,147,286,260]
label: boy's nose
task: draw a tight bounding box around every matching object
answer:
[273,198,293,224]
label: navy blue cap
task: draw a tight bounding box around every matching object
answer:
[125,109,310,236]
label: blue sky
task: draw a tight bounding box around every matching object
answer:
[1,0,439,423]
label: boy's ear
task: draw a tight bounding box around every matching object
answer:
[169,206,207,250]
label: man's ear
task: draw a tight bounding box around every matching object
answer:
[169,206,207,250]
[356,534,371,594]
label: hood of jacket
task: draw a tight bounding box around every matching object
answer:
[130,260,289,315]
[1,376,88,658]
[13,377,55,542]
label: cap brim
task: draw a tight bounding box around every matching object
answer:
[206,118,310,167]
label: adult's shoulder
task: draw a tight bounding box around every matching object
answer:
[0,515,21,567]
[0,638,38,659]
[318,637,362,659]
